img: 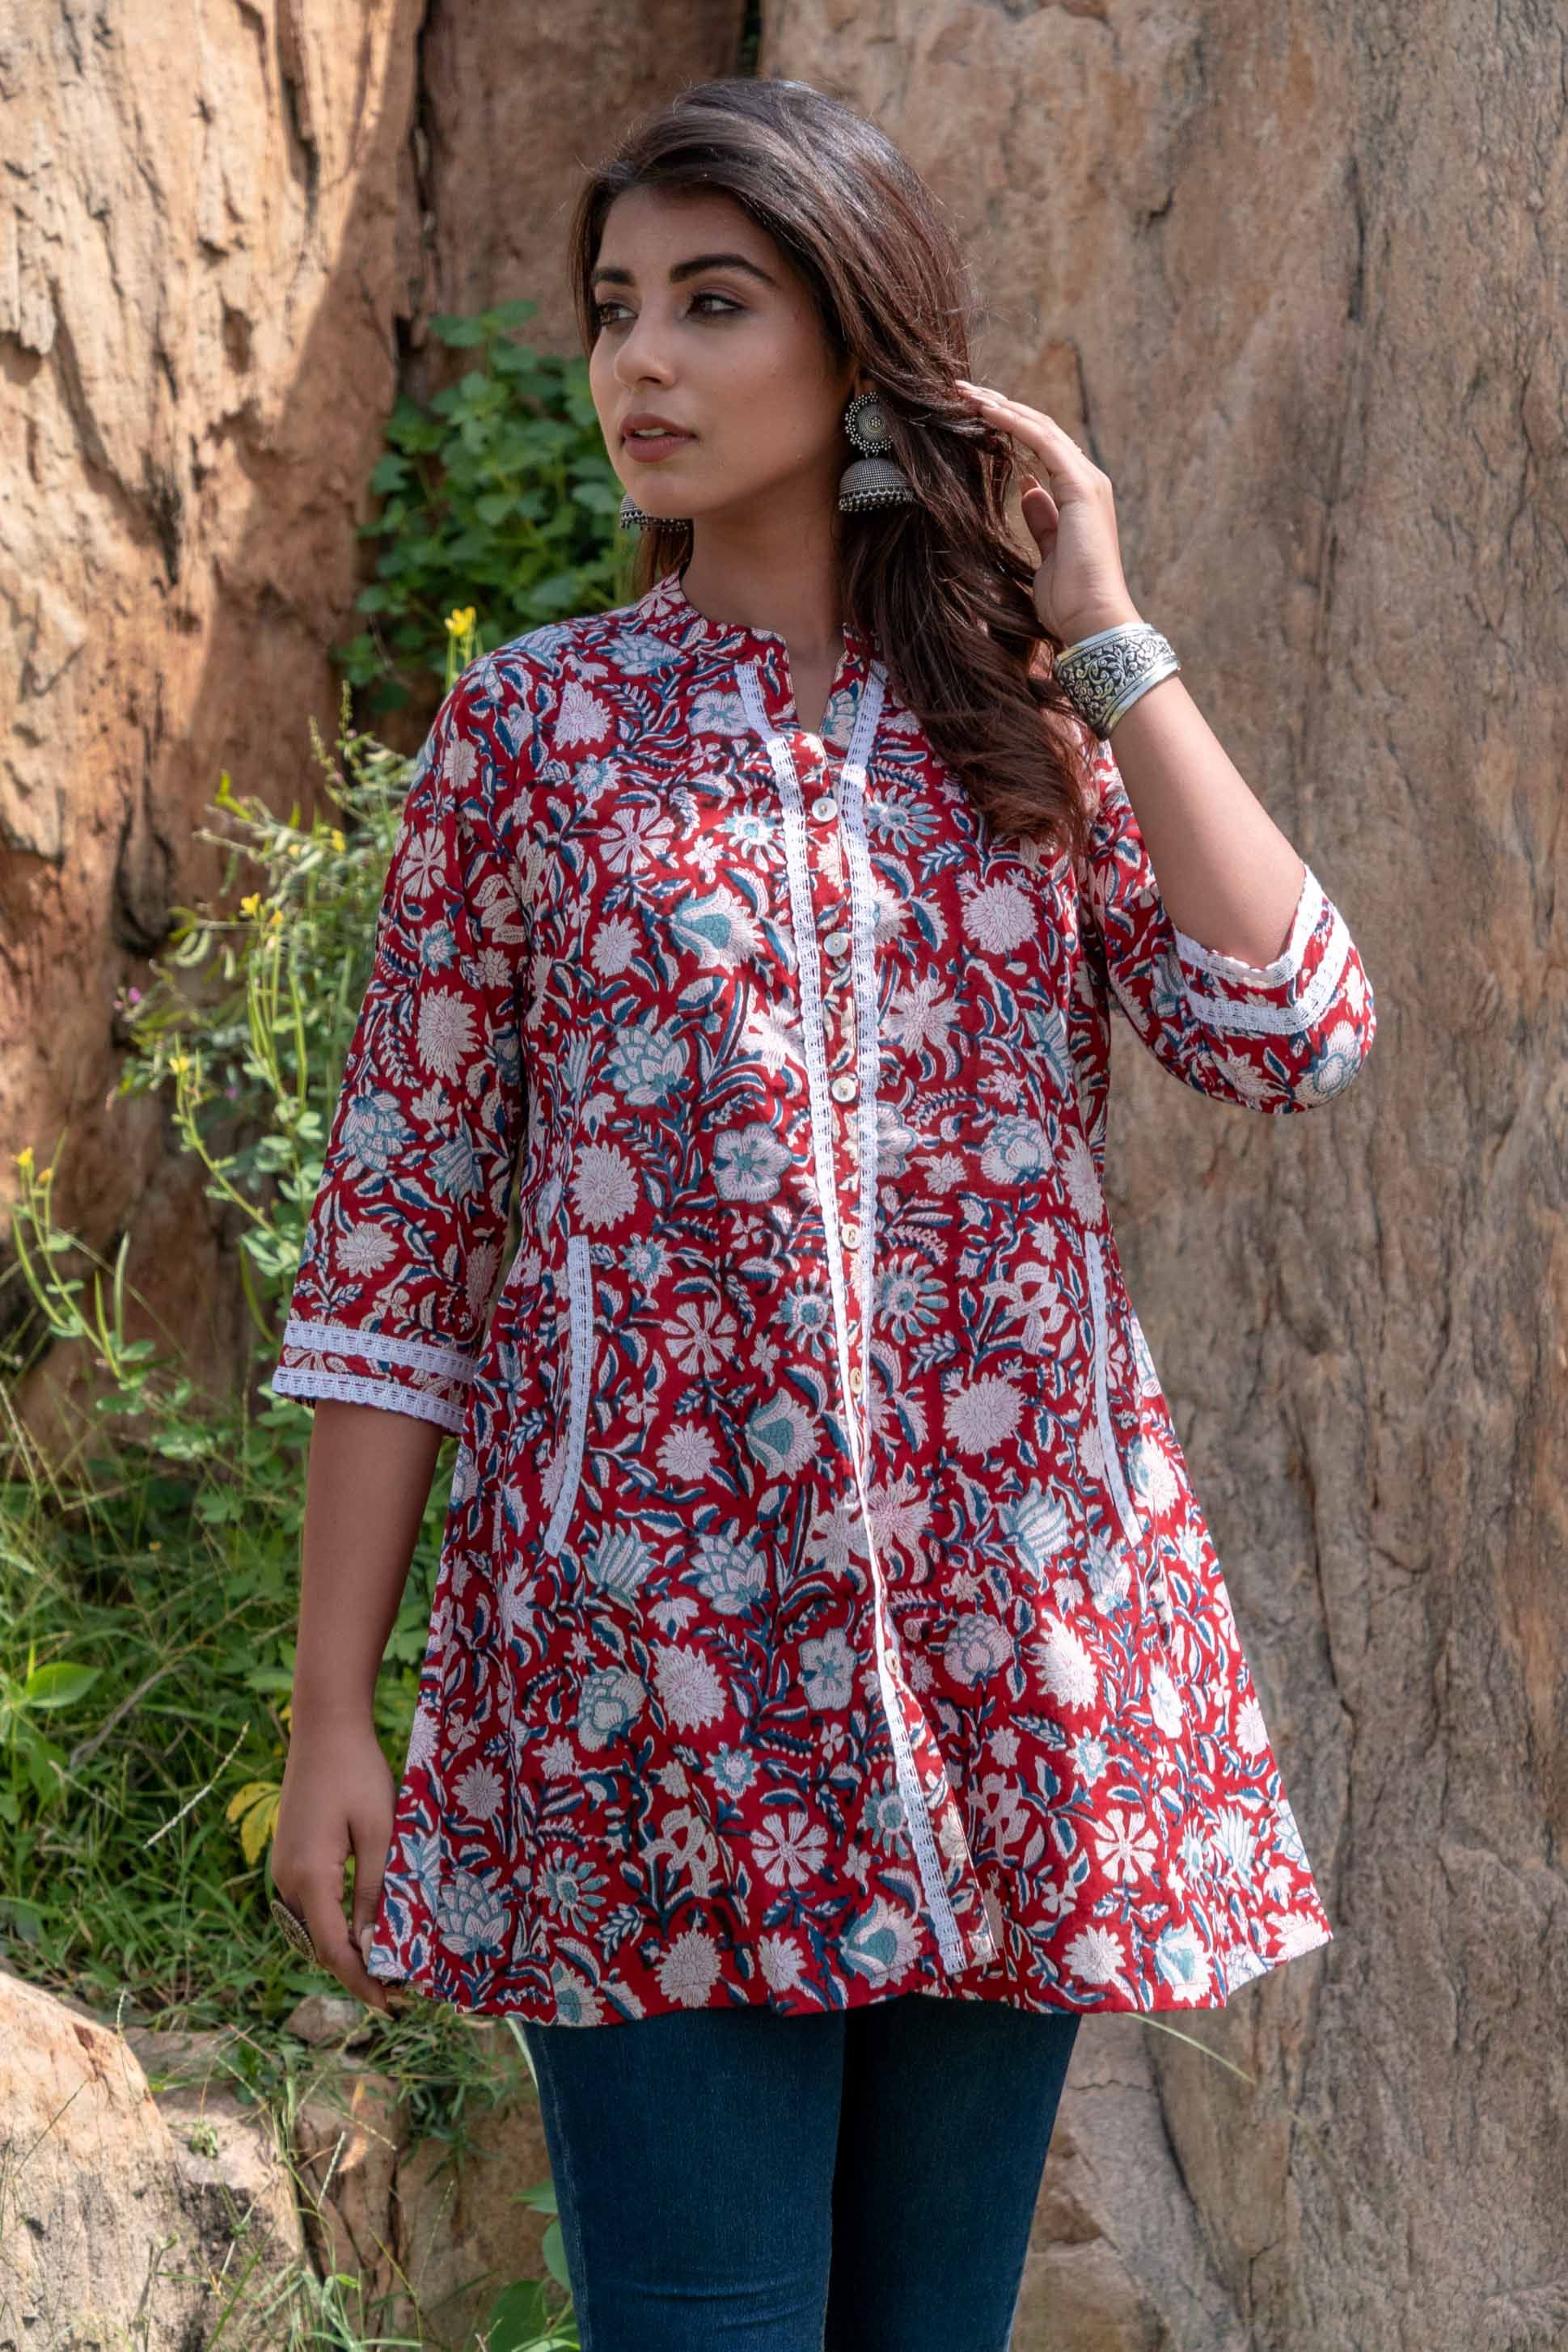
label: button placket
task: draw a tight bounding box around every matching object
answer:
[733,654,982,1980]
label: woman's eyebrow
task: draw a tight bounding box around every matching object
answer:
[590,252,780,290]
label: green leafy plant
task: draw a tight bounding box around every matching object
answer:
[2,684,449,1999]
[336,297,632,713]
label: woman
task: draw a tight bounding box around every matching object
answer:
[268,75,1376,2352]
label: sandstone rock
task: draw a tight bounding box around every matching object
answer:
[292,2065,404,2329]
[0,1973,302,2350]
[386,2063,557,2352]
[281,1990,377,2047]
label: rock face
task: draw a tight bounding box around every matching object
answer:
[0,1969,304,2350]
[758,2,1568,2343]
[6,4,1566,2346]
[0,1966,560,2352]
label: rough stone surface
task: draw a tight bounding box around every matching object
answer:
[1020,2017,1245,2351]
[294,2062,406,2326]
[6,3,1566,2346]
[385,2024,556,2352]
[0,1973,303,2349]
[0,0,739,1437]
[763,2,1568,2343]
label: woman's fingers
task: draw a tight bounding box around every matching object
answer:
[295,1867,394,2015]
[953,380,1096,487]
[1021,473,1059,530]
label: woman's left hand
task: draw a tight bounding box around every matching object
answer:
[953,378,1140,647]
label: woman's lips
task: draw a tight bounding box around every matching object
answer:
[622,431,693,462]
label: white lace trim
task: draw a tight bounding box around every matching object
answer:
[1173,864,1324,984]
[541,1231,594,1555]
[1169,861,1352,1037]
[281,1315,478,1382]
[737,658,975,1981]
[268,1365,466,1435]
[1084,1230,1142,1550]
[836,700,885,1370]
[1178,895,1351,1035]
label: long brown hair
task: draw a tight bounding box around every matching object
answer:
[565,75,1097,865]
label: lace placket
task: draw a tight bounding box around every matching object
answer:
[735,656,990,1980]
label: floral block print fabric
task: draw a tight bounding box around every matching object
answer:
[272,566,1377,2026]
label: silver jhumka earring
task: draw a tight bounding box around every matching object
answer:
[618,387,915,526]
[837,389,916,512]
[619,491,688,530]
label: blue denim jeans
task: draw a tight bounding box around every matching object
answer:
[519,1990,1081,2352]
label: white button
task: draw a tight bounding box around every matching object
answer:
[812,793,838,820]
[823,929,852,958]
[830,1072,856,1102]
[842,1222,860,1250]
[848,1365,864,1394]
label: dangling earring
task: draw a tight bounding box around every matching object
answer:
[838,389,916,512]
[619,492,691,530]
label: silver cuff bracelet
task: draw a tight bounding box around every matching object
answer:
[1055,620,1181,739]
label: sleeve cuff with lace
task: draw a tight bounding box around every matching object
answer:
[268,1317,478,1435]
[1169,862,1354,1036]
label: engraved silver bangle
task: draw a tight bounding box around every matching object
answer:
[1054,620,1181,739]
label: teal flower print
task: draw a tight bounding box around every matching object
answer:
[606,1018,689,1106]
[780,1282,834,1352]
[713,1119,791,1203]
[583,1525,654,1606]
[876,1254,945,1341]
[1152,1920,1214,2004]
[800,1627,855,1712]
[342,1090,412,1173]
[979,1113,1051,1185]
[435,1866,510,1956]
[576,1665,646,1752]
[744,1391,815,1478]
[690,1526,769,1615]
[841,1896,923,1983]
[538,1848,611,1931]
[1002,1483,1070,1581]
[864,1779,908,1852]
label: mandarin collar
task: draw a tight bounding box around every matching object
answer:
[631,565,878,666]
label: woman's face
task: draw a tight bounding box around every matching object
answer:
[588,186,857,528]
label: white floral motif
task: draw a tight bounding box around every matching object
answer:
[273,581,1373,2028]
[1035,1618,1099,1711]
[945,1373,1024,1453]
[1094,1806,1157,1884]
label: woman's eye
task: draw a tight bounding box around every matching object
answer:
[593,293,742,326]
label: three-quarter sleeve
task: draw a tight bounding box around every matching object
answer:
[269,654,535,1432]
[1079,734,1377,1112]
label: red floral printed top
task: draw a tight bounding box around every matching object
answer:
[273,565,1377,2026]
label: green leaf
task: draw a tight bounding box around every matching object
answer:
[23,1662,102,1710]
[430,313,488,346]
[541,2217,573,2290]
[485,297,539,330]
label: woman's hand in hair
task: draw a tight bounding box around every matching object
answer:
[953,379,1139,648]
